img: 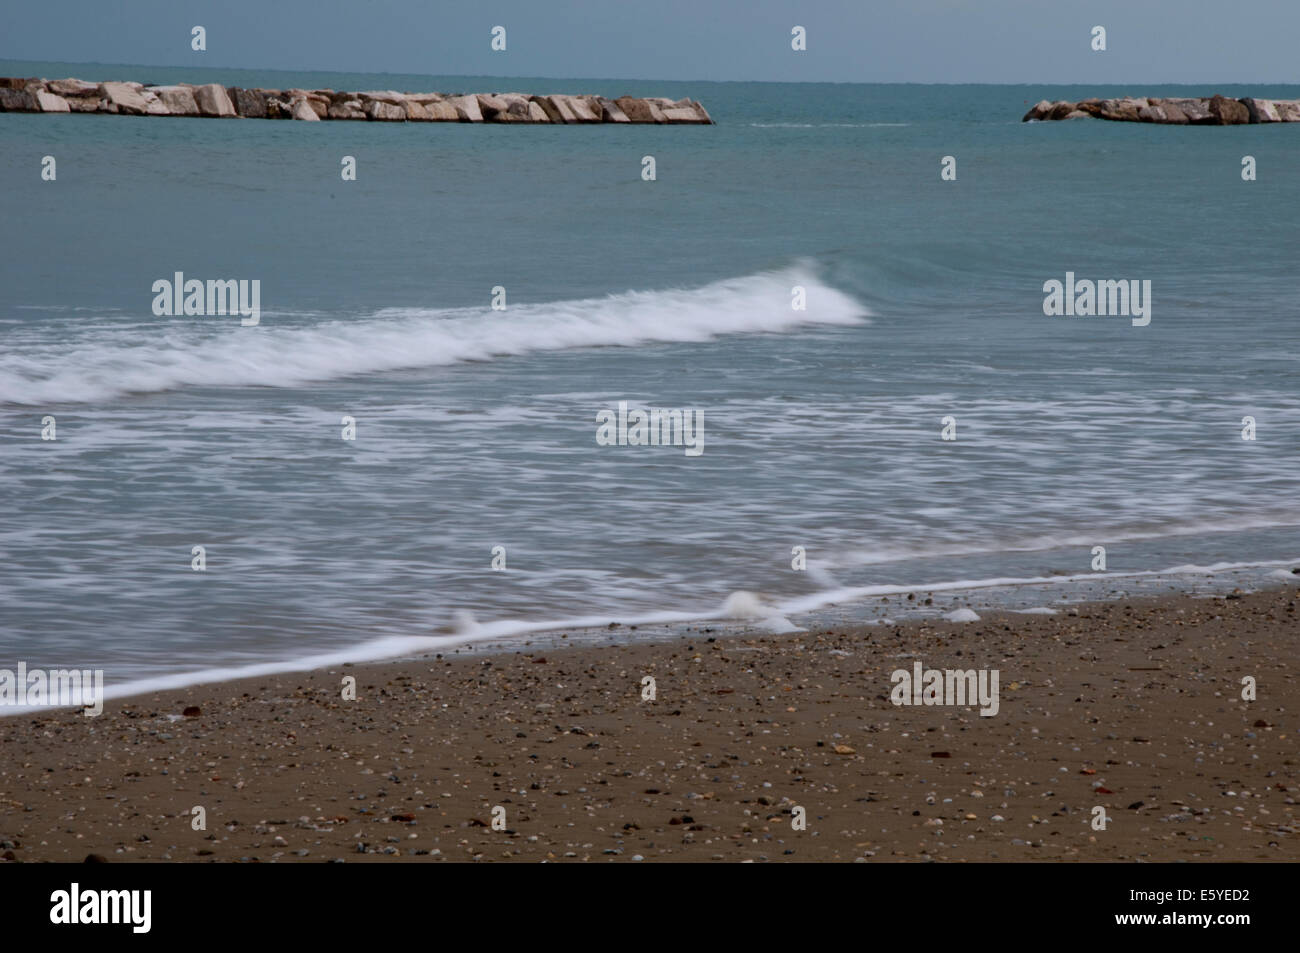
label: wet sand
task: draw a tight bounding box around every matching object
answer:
[1,587,1296,862]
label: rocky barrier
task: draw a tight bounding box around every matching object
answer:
[0,76,713,124]
[1023,95,1300,124]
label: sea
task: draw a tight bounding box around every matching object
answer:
[2,60,1297,702]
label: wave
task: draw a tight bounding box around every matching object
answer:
[3,556,1294,716]
[822,515,1300,570]
[0,265,866,405]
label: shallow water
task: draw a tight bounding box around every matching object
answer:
[2,61,1297,694]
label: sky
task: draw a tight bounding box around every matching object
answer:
[2,0,1297,84]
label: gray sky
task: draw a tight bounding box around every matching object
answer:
[3,0,1296,83]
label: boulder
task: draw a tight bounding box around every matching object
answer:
[98,81,149,115]
[1149,99,1189,124]
[137,88,171,116]
[226,87,264,118]
[290,98,319,121]
[497,93,546,122]
[66,97,100,112]
[193,83,236,117]
[357,90,407,105]
[596,96,630,122]
[616,96,667,123]
[568,95,601,122]
[530,95,569,123]
[1021,99,1053,121]
[1208,94,1248,125]
[546,94,598,122]
[1075,98,1104,117]
[447,94,482,122]
[1138,104,1166,123]
[403,99,432,120]
[406,92,445,105]
[327,100,366,120]
[305,93,329,118]
[1097,97,1146,122]
[261,91,293,118]
[476,93,510,119]
[1164,98,1212,123]
[425,100,460,121]
[662,104,709,123]
[364,100,405,121]
[47,78,99,97]
[33,90,70,112]
[1240,97,1279,123]
[1274,100,1300,121]
[1048,100,1076,120]
[1064,109,1090,119]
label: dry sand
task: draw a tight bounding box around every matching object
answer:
[1,587,1296,862]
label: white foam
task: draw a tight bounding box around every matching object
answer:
[0,265,866,405]
[1012,607,1059,615]
[721,590,803,633]
[5,556,1294,717]
[945,608,981,622]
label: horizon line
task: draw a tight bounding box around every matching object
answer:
[1,56,1297,88]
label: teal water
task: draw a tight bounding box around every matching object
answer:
[2,61,1298,695]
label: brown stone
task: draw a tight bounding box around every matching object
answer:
[327,101,366,120]
[47,78,99,97]
[403,99,432,121]
[596,96,630,122]
[425,100,460,121]
[1208,94,1248,125]
[364,100,405,121]
[616,97,667,123]
[226,87,265,118]
[1275,100,1300,122]
[98,82,149,115]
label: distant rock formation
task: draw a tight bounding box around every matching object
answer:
[1023,95,1300,124]
[0,76,714,124]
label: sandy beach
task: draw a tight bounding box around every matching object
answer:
[1,586,1295,863]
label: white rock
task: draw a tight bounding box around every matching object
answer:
[34,90,70,113]
[193,83,235,117]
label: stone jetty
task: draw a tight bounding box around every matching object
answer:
[1023,95,1300,124]
[0,76,713,124]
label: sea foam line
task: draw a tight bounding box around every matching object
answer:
[4,556,1294,717]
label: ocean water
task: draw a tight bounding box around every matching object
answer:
[2,61,1298,697]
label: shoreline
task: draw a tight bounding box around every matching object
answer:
[2,558,1295,717]
[1,585,1295,862]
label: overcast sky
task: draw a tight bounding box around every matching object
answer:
[3,0,1296,84]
